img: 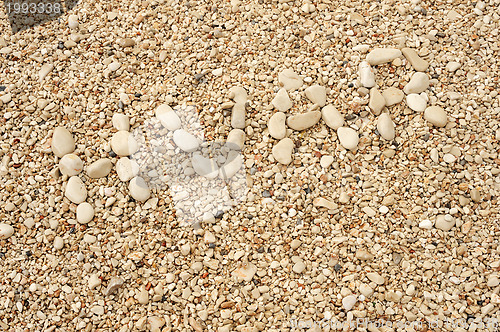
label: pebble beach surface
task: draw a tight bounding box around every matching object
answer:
[1,0,500,331]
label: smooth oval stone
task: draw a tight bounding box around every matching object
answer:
[231,102,246,129]
[321,105,344,130]
[406,94,427,112]
[228,86,248,104]
[59,154,83,176]
[435,215,455,231]
[0,223,14,239]
[446,61,461,72]
[342,295,357,311]
[305,85,326,106]
[65,176,87,204]
[129,177,150,202]
[278,69,303,91]
[377,113,395,140]
[173,129,200,152]
[382,87,404,106]
[68,14,79,29]
[359,61,376,88]
[226,129,245,150]
[287,111,321,131]
[116,157,140,182]
[368,88,385,115]
[77,202,94,224]
[112,113,130,131]
[155,104,181,131]
[268,112,287,140]
[271,88,292,112]
[87,158,112,178]
[366,48,402,65]
[192,154,219,179]
[401,48,429,72]
[337,127,359,150]
[111,131,139,156]
[219,151,243,179]
[39,63,54,81]
[424,106,447,127]
[403,72,429,94]
[51,127,75,157]
[272,138,294,165]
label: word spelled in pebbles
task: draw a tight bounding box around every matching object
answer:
[0,223,14,239]
[271,88,292,112]
[287,111,321,131]
[401,48,429,72]
[65,176,87,204]
[268,112,287,139]
[278,69,303,91]
[59,154,83,176]
[406,94,427,112]
[377,113,396,140]
[382,87,404,106]
[173,129,200,152]
[366,48,402,65]
[155,104,181,130]
[51,127,75,157]
[337,127,359,150]
[424,106,448,127]
[272,138,294,165]
[76,202,94,224]
[87,158,112,178]
[111,131,139,156]
[112,113,130,131]
[403,72,429,94]
[129,177,151,202]
[305,85,326,106]
[358,61,376,88]
[116,157,140,182]
[369,88,385,115]
[321,105,344,130]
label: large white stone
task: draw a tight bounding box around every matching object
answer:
[219,151,243,179]
[59,154,83,176]
[305,85,326,106]
[321,105,344,130]
[87,158,112,178]
[51,127,75,157]
[406,94,427,112]
[337,127,359,150]
[359,61,376,88]
[366,48,402,65]
[129,177,151,202]
[424,106,447,127]
[278,69,303,91]
[272,138,294,165]
[271,88,292,112]
[377,113,395,140]
[382,87,404,106]
[287,111,321,131]
[173,129,200,152]
[65,176,87,204]
[111,131,139,156]
[112,113,130,131]
[268,112,287,140]
[77,202,94,224]
[116,157,140,182]
[155,104,181,130]
[403,72,429,94]
[191,154,219,179]
[226,129,245,150]
[0,224,14,239]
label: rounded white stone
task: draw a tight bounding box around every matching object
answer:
[337,127,359,150]
[155,104,181,131]
[59,154,83,176]
[342,295,357,311]
[129,177,151,202]
[268,112,287,140]
[305,85,326,106]
[406,94,427,112]
[419,219,433,229]
[191,154,219,179]
[87,158,112,178]
[403,72,429,94]
[112,113,130,131]
[173,129,200,152]
[366,48,402,65]
[435,215,455,231]
[65,176,87,204]
[272,138,294,165]
[287,111,321,131]
[111,131,139,156]
[226,129,245,150]
[53,236,64,250]
[321,105,344,130]
[377,113,395,140]
[271,88,292,112]
[77,202,94,224]
[359,61,376,88]
[0,223,14,239]
[424,106,447,127]
[116,157,140,182]
[51,127,75,157]
[278,69,303,91]
[68,14,79,29]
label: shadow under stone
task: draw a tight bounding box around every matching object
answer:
[2,0,80,33]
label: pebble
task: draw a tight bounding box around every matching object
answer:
[53,236,64,250]
[68,14,79,29]
[366,48,402,65]
[471,189,481,202]
[88,274,101,289]
[212,68,223,76]
[173,129,200,152]
[292,261,306,274]
[268,112,287,140]
[377,113,395,140]
[51,127,75,157]
[226,129,245,150]
[321,105,344,130]
[148,317,165,332]
[108,62,121,72]
[231,102,246,129]
[219,151,243,179]
[271,88,292,112]
[116,157,140,182]
[401,48,429,72]
[304,85,326,106]
[339,191,350,204]
[65,176,87,204]
[104,277,124,296]
[117,38,135,48]
[272,138,294,165]
[358,61,376,88]
[382,87,404,106]
[419,219,433,229]
[278,69,303,91]
[0,224,14,239]
[443,153,456,163]
[111,131,139,156]
[435,214,455,231]
[446,61,461,72]
[129,177,151,202]
[403,72,429,94]
[424,106,447,127]
[320,155,334,168]
[233,263,257,282]
[313,197,336,209]
[87,158,112,178]
[342,295,357,311]
[155,104,181,131]
[337,127,359,150]
[59,154,83,176]
[406,93,427,112]
[39,63,54,81]
[112,114,130,131]
[367,272,385,285]
[368,88,385,115]
[191,154,219,179]
[77,203,94,224]
[286,111,321,131]
[137,287,149,304]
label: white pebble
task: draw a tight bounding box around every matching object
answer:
[65,176,87,204]
[51,127,75,157]
[173,129,200,152]
[129,177,151,202]
[59,154,83,176]
[111,131,139,156]
[77,203,94,224]
[0,223,14,239]
[337,127,359,150]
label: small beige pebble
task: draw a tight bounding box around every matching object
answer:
[321,105,344,130]
[337,127,359,150]
[53,236,64,250]
[51,127,75,157]
[268,112,287,140]
[87,158,112,178]
[0,224,14,239]
[287,111,321,131]
[65,176,87,204]
[59,154,83,176]
[320,155,334,168]
[368,88,385,115]
[77,203,94,224]
[424,106,447,127]
[272,138,294,165]
[292,261,306,274]
[304,85,326,106]
[382,87,404,106]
